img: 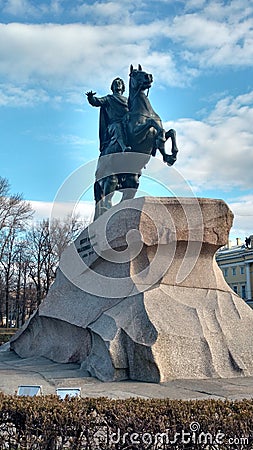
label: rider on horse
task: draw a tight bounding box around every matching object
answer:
[86,77,130,154]
[86,66,179,220]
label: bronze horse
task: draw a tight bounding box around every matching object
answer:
[94,64,179,218]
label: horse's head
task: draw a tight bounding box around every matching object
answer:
[129,64,153,92]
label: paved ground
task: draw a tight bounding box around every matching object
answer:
[1,345,253,400]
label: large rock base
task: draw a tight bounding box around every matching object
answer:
[10,197,253,382]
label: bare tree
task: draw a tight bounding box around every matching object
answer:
[0,177,33,259]
[13,242,32,327]
[0,176,86,328]
[26,215,83,310]
[49,214,83,259]
[0,177,34,327]
[1,228,17,327]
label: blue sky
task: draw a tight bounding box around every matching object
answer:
[0,0,252,240]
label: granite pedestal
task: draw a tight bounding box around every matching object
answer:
[10,197,253,382]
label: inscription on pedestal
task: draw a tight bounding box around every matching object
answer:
[77,235,96,258]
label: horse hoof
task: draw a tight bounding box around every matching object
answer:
[165,154,177,166]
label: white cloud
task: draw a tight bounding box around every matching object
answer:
[184,0,207,8]
[0,83,87,107]
[163,90,253,192]
[2,0,64,17]
[30,199,94,223]
[171,14,230,48]
[228,194,253,239]
[3,0,37,16]
[0,22,181,88]
[41,133,95,148]
[0,1,252,94]
[72,1,128,23]
[0,83,51,106]
[208,92,253,123]
[166,1,253,68]
[50,0,62,15]
[203,0,253,22]
[1,0,139,21]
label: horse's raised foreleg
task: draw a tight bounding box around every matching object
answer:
[165,129,179,155]
[164,128,179,166]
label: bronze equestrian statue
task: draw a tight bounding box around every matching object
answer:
[86,64,179,219]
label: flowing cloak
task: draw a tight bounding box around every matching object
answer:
[92,93,129,152]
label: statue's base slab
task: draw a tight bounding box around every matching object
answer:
[10,197,253,382]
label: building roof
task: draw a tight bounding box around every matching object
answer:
[216,244,253,263]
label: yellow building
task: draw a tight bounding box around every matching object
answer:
[216,236,253,303]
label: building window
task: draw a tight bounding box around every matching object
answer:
[232,267,236,276]
[241,285,246,298]
[240,266,245,275]
[224,268,228,277]
[233,285,238,294]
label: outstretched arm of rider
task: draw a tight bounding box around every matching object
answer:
[85,91,107,107]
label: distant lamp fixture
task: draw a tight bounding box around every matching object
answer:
[17,385,42,396]
[56,387,81,400]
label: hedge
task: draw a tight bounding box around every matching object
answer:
[0,329,17,346]
[0,393,252,449]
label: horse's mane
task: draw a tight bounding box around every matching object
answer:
[128,70,149,111]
